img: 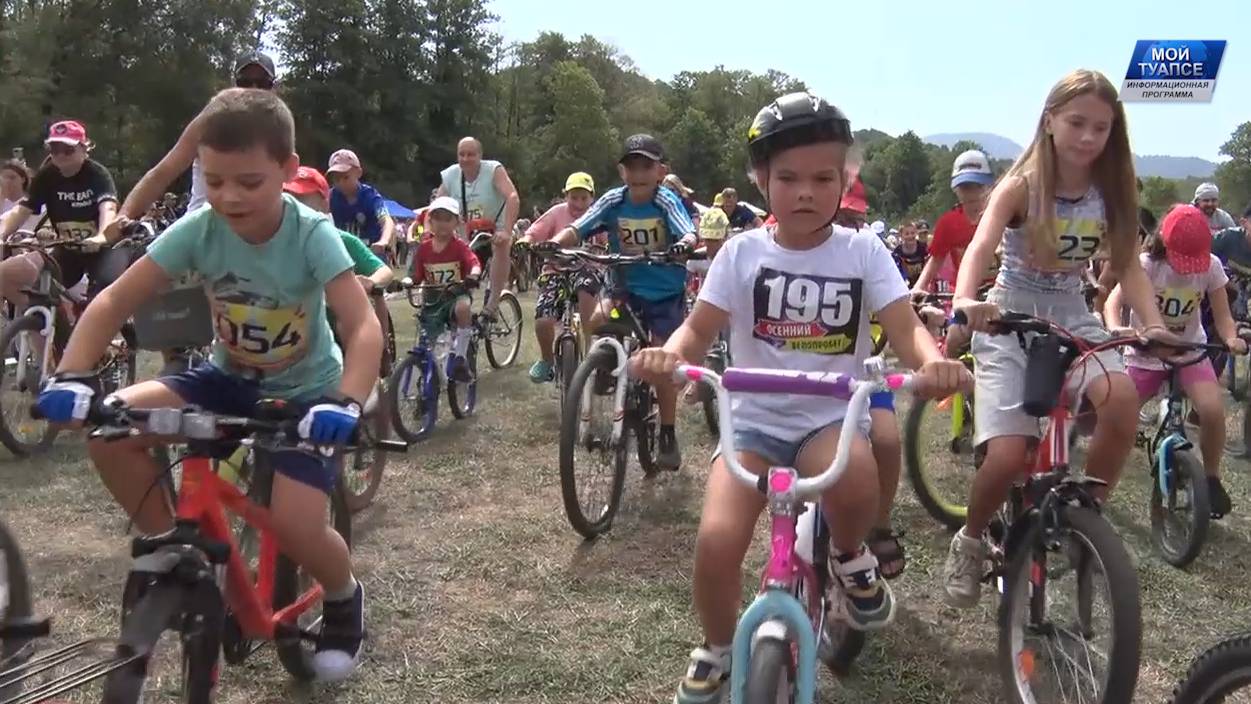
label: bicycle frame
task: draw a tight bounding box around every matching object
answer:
[171,453,319,639]
[578,300,649,446]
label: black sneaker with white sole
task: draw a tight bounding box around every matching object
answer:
[314,581,366,682]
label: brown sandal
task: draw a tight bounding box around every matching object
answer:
[867,527,906,580]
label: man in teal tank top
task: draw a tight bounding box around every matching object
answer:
[436,136,521,315]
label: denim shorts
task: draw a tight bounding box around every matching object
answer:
[710,415,872,468]
[157,363,337,493]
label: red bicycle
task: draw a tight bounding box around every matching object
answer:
[66,397,405,703]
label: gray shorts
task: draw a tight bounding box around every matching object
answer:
[710,415,872,468]
[972,287,1126,446]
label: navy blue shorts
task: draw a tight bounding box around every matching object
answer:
[870,391,895,413]
[157,363,337,493]
[623,293,685,343]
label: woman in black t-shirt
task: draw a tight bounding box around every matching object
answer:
[0,120,119,306]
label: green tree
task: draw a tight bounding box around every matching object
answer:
[1216,122,1251,216]
[665,107,723,198]
[1140,176,1180,217]
[531,61,618,201]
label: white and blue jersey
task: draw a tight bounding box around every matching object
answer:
[571,185,695,302]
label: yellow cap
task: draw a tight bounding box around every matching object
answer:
[699,207,730,241]
[564,172,595,194]
[712,193,725,206]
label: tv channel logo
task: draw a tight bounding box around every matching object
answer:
[1122,40,1226,103]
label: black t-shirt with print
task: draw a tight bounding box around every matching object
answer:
[21,159,117,240]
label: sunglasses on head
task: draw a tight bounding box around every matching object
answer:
[235,77,274,89]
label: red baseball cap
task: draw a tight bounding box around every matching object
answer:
[46,120,88,146]
[840,178,867,214]
[283,166,330,202]
[1161,204,1212,275]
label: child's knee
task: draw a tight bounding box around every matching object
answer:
[695,517,752,570]
[1093,375,1140,431]
[1190,384,1226,422]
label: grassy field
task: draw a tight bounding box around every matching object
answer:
[4,293,1251,703]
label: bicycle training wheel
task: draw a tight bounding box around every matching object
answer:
[998,506,1141,704]
[1150,447,1210,568]
[0,314,58,456]
[484,291,523,369]
[903,393,975,530]
[559,346,627,539]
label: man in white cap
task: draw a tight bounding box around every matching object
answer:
[1194,182,1237,234]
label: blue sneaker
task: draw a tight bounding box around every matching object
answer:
[529,359,555,384]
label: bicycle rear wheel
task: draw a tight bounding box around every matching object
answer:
[1169,632,1251,704]
[0,314,57,456]
[484,291,523,368]
[1150,447,1210,568]
[0,517,39,701]
[904,394,975,531]
[998,506,1141,704]
[559,346,627,539]
[744,635,793,704]
[273,455,353,681]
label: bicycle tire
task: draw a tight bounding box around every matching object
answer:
[1242,396,1251,459]
[1150,447,1210,567]
[273,457,353,682]
[997,506,1141,704]
[343,392,390,513]
[903,396,972,531]
[1169,631,1251,704]
[0,313,58,456]
[386,353,436,443]
[700,348,726,437]
[557,335,578,414]
[559,346,627,539]
[744,635,793,704]
[448,341,478,419]
[0,517,38,701]
[484,291,523,369]
[633,384,660,476]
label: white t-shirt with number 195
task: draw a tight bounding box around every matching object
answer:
[698,225,909,441]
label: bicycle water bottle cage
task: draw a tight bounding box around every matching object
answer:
[1022,333,1075,417]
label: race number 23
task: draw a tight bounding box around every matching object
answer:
[1055,217,1103,263]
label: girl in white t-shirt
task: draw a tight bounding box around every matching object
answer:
[1105,204,1247,517]
[631,92,971,704]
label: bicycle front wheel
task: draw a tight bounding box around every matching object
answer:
[998,506,1141,704]
[1169,632,1251,704]
[1150,447,1210,568]
[559,346,627,539]
[744,635,794,704]
[448,342,478,419]
[0,314,57,456]
[904,394,974,530]
[484,291,523,369]
[387,353,436,443]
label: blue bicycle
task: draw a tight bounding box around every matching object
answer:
[385,279,486,442]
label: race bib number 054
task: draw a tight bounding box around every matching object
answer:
[752,268,863,355]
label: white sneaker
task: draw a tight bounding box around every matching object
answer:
[943,528,987,608]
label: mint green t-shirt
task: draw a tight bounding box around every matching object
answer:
[147,194,354,400]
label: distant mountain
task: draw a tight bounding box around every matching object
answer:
[923,132,1218,180]
[924,132,1024,160]
[1133,154,1217,180]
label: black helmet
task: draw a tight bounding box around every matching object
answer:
[747,92,853,167]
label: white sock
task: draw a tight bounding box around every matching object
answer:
[327,576,359,602]
[452,327,470,357]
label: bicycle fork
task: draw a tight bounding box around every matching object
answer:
[12,308,55,392]
[580,337,630,445]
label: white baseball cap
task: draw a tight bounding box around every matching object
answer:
[951,149,994,188]
[428,196,460,217]
[1195,182,1219,201]
[871,220,886,235]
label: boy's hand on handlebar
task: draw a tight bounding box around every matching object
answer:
[912,359,973,400]
[630,347,682,387]
[34,373,100,424]
[951,297,999,332]
[102,216,130,243]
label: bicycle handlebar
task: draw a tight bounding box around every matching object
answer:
[540,247,703,266]
[951,309,1248,356]
[674,361,913,497]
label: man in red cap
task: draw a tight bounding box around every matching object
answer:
[835,178,869,230]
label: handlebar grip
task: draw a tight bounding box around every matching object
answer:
[951,310,968,326]
[721,368,853,399]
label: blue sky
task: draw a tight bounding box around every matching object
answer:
[489,0,1247,162]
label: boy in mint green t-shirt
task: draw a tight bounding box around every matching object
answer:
[36,88,381,682]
